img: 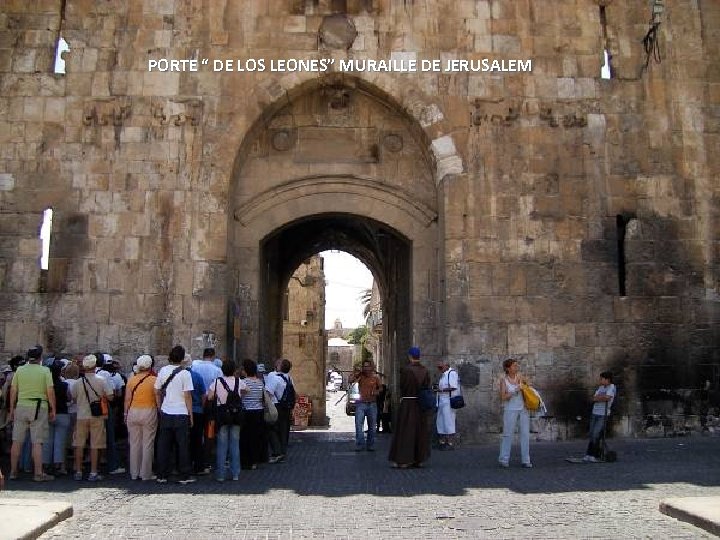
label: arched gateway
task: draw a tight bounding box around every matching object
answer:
[227,75,444,421]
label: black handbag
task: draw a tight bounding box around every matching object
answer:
[450,395,465,409]
[448,370,465,409]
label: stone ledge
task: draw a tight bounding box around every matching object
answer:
[0,498,73,540]
[659,497,720,537]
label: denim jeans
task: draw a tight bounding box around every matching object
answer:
[586,414,607,458]
[215,424,240,480]
[498,408,530,465]
[355,402,377,449]
[156,413,191,479]
[43,413,71,465]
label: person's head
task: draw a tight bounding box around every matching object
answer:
[82,354,98,373]
[26,347,42,364]
[182,354,193,369]
[503,358,518,375]
[221,359,237,377]
[279,358,292,374]
[63,362,79,380]
[168,345,186,365]
[136,355,153,372]
[437,359,450,372]
[361,360,374,374]
[600,371,613,385]
[102,354,115,373]
[49,359,64,383]
[408,346,421,361]
[242,359,258,377]
[203,347,215,360]
[9,355,25,371]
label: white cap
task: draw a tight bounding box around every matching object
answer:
[136,355,153,370]
[82,355,98,369]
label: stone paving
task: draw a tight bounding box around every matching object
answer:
[2,397,719,539]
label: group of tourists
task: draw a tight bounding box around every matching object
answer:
[0,342,616,489]
[0,345,296,485]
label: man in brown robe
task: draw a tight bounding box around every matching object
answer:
[388,347,431,468]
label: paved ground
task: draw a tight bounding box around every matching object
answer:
[2,395,719,539]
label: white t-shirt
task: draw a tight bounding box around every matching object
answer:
[438,369,459,404]
[592,384,616,416]
[265,371,288,404]
[154,365,194,415]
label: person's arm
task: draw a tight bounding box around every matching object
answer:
[124,379,133,416]
[592,389,613,402]
[499,377,513,401]
[46,386,56,422]
[7,384,17,421]
[184,390,193,427]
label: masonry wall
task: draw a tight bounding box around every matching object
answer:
[0,0,717,438]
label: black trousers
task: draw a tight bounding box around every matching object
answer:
[268,407,291,456]
[156,413,191,479]
[189,411,206,473]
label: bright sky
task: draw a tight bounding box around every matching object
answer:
[321,250,374,330]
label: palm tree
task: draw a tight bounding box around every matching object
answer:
[359,287,373,318]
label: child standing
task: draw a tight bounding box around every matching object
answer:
[583,371,616,463]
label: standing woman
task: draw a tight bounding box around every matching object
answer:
[388,347,431,469]
[124,355,158,481]
[239,359,270,470]
[498,358,532,468]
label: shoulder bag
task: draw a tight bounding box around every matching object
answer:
[81,376,108,417]
[520,382,541,411]
[448,370,465,410]
[263,383,278,424]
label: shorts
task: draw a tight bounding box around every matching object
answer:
[12,404,49,443]
[73,417,106,449]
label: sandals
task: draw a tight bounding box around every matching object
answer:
[33,473,55,482]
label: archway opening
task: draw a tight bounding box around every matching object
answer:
[259,213,411,427]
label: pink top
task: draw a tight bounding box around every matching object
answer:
[208,376,248,405]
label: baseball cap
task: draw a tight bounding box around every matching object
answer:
[408,346,421,359]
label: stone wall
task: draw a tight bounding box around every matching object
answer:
[0,0,718,439]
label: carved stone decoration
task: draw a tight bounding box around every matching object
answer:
[382,133,403,153]
[271,129,295,151]
[319,14,357,50]
[82,100,131,127]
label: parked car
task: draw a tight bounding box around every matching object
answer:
[345,382,360,416]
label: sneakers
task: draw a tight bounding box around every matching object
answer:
[521,462,533,468]
[583,455,599,463]
[108,467,126,475]
[87,472,104,482]
[232,475,239,481]
[73,471,83,481]
[268,456,282,464]
[156,477,168,484]
[33,473,55,482]
[178,477,197,485]
[498,461,510,468]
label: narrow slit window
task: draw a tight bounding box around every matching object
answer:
[616,215,627,296]
[599,6,613,79]
[40,208,53,270]
[54,37,70,74]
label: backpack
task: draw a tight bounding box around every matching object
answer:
[216,377,245,426]
[277,373,296,409]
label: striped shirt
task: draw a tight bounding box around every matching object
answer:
[242,377,264,410]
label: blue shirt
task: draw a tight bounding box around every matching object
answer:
[191,359,222,391]
[187,368,206,414]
